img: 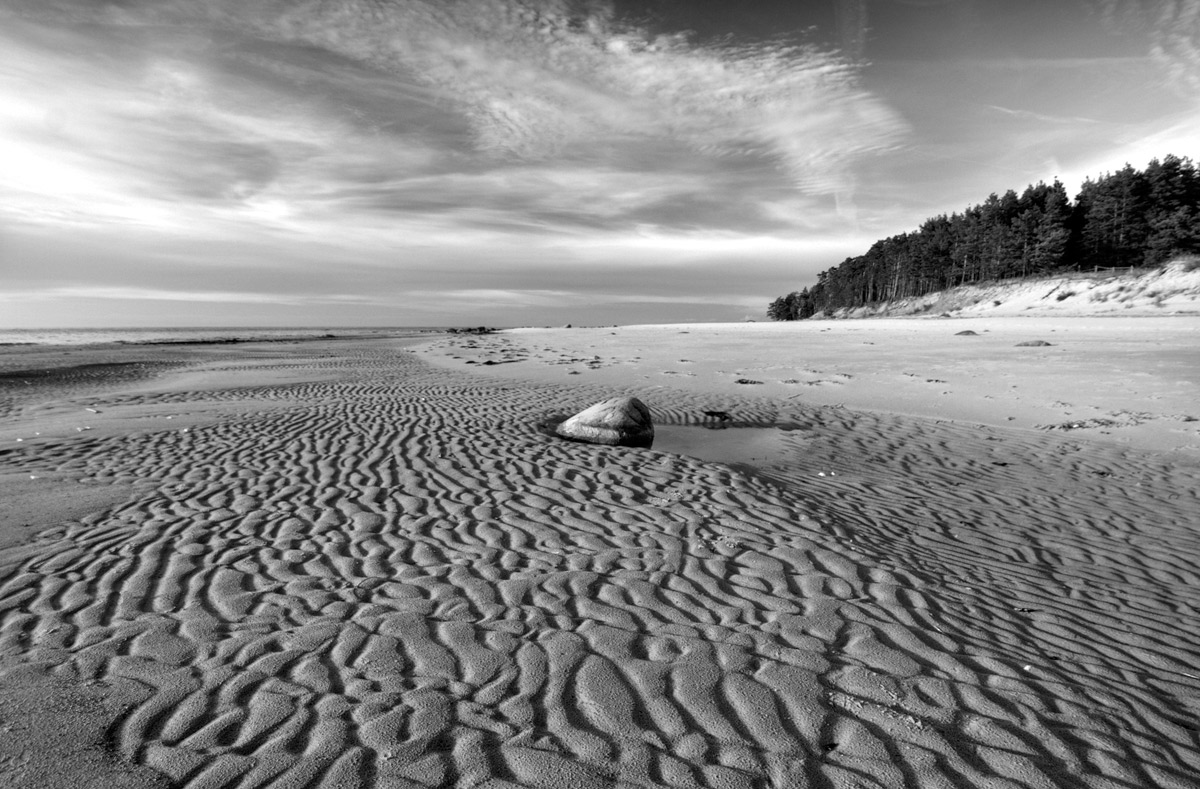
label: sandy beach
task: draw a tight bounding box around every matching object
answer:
[2,321,1199,788]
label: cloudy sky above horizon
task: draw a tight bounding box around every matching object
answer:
[3,0,1199,327]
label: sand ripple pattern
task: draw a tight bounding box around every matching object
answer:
[2,346,1199,788]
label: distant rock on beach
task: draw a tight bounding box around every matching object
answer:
[1015,340,1053,347]
[555,396,654,448]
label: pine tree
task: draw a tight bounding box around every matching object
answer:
[767,295,790,321]
[1015,180,1071,275]
[1143,155,1200,264]
[1076,165,1150,268]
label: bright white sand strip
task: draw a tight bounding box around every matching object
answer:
[418,317,1200,454]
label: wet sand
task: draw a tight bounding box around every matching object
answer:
[1,324,1198,788]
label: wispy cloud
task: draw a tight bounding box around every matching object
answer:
[984,104,1104,126]
[206,0,905,183]
[0,0,908,329]
[1089,0,1200,93]
[1,0,904,229]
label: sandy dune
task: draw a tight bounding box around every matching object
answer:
[2,327,1199,788]
[827,259,1200,320]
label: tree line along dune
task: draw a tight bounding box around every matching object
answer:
[770,154,1200,320]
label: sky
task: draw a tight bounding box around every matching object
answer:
[2,0,1199,328]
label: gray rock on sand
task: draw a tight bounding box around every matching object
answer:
[955,330,979,336]
[555,396,654,448]
[1015,340,1053,347]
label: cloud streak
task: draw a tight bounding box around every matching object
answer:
[281,0,904,190]
[13,286,377,306]
[4,0,904,193]
[1089,0,1200,93]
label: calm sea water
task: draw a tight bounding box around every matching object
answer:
[0,327,443,346]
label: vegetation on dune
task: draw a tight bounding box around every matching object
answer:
[769,155,1200,320]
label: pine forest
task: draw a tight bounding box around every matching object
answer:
[769,155,1200,320]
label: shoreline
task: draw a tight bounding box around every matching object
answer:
[0,327,443,346]
[2,328,1198,788]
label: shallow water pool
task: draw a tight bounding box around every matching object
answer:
[651,424,803,468]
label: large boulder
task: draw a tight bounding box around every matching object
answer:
[555,397,654,448]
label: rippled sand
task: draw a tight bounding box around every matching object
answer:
[1,328,1198,788]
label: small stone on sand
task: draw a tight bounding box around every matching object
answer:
[555,396,654,448]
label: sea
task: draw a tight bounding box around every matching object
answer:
[0,327,444,346]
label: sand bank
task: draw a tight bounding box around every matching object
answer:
[419,317,1200,455]
[1,330,1198,788]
